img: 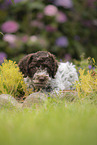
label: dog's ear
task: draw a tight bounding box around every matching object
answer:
[18,54,33,77]
[48,53,58,78]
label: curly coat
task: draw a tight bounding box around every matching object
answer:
[18,51,58,78]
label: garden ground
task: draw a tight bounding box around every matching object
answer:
[0,98,97,145]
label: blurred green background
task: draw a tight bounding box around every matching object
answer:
[0,0,97,64]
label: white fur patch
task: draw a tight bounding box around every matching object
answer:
[51,62,78,91]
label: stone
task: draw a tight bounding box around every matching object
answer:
[22,90,78,108]
[0,94,21,109]
[49,90,78,101]
[22,92,47,108]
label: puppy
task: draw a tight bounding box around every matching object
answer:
[18,51,78,92]
[18,51,58,91]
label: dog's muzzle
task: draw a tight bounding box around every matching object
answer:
[33,76,50,87]
[32,69,51,89]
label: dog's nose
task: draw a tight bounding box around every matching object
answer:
[39,76,45,82]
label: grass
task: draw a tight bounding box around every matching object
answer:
[0,98,97,145]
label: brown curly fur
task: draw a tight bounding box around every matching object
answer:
[18,51,58,78]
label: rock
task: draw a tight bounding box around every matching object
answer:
[22,91,78,108]
[60,91,78,101]
[0,94,21,109]
[49,90,78,101]
[22,92,47,108]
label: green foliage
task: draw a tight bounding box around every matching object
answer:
[9,0,14,3]
[0,0,97,62]
[0,32,3,36]
[0,60,27,98]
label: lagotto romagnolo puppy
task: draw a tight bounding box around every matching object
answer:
[18,51,78,92]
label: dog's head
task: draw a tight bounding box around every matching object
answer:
[18,51,58,89]
[31,67,51,89]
